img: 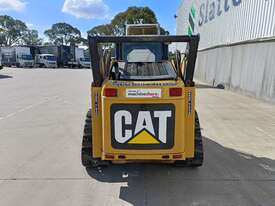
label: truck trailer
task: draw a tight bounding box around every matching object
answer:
[0,46,34,68]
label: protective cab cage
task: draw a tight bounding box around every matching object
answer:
[88,35,200,87]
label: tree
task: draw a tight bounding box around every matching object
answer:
[44,22,82,46]
[43,42,54,46]
[160,27,169,35]
[0,15,42,46]
[21,29,42,45]
[0,15,28,46]
[87,6,169,36]
[111,6,157,35]
[87,24,114,36]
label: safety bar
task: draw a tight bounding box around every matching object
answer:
[88,35,200,86]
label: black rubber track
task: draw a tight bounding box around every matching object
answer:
[81,109,109,168]
[175,111,204,167]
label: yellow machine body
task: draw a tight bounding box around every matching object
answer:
[91,79,196,162]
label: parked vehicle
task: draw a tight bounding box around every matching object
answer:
[38,45,71,67]
[76,48,91,68]
[35,54,57,68]
[68,47,91,68]
[0,47,34,68]
[78,57,91,68]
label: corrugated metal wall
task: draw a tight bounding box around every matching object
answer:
[177,0,275,50]
[177,0,275,102]
[195,41,275,101]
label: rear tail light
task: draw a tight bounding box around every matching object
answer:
[104,88,117,97]
[173,154,183,159]
[105,154,115,159]
[169,88,182,97]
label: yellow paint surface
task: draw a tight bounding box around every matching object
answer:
[128,130,160,144]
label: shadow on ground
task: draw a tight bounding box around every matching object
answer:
[34,68,90,70]
[86,137,275,206]
[1,67,89,70]
[196,84,225,89]
[0,74,13,79]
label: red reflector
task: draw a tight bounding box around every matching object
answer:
[105,154,115,159]
[173,154,183,159]
[169,88,182,97]
[104,88,117,97]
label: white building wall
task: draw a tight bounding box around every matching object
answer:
[195,42,275,101]
[177,0,275,49]
[177,0,275,102]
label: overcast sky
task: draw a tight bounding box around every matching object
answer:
[0,0,181,38]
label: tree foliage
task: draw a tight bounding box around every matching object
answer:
[0,15,42,46]
[44,22,82,46]
[160,27,169,35]
[0,7,170,47]
[87,24,114,36]
[87,6,169,36]
[111,6,157,35]
[21,29,42,45]
[0,15,27,46]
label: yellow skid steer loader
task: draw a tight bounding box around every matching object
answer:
[81,35,203,167]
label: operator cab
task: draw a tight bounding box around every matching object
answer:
[110,61,177,81]
[109,34,176,81]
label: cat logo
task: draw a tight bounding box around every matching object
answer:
[110,104,175,149]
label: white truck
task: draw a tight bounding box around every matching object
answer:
[0,47,34,68]
[35,54,58,68]
[68,47,91,68]
[75,48,91,68]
